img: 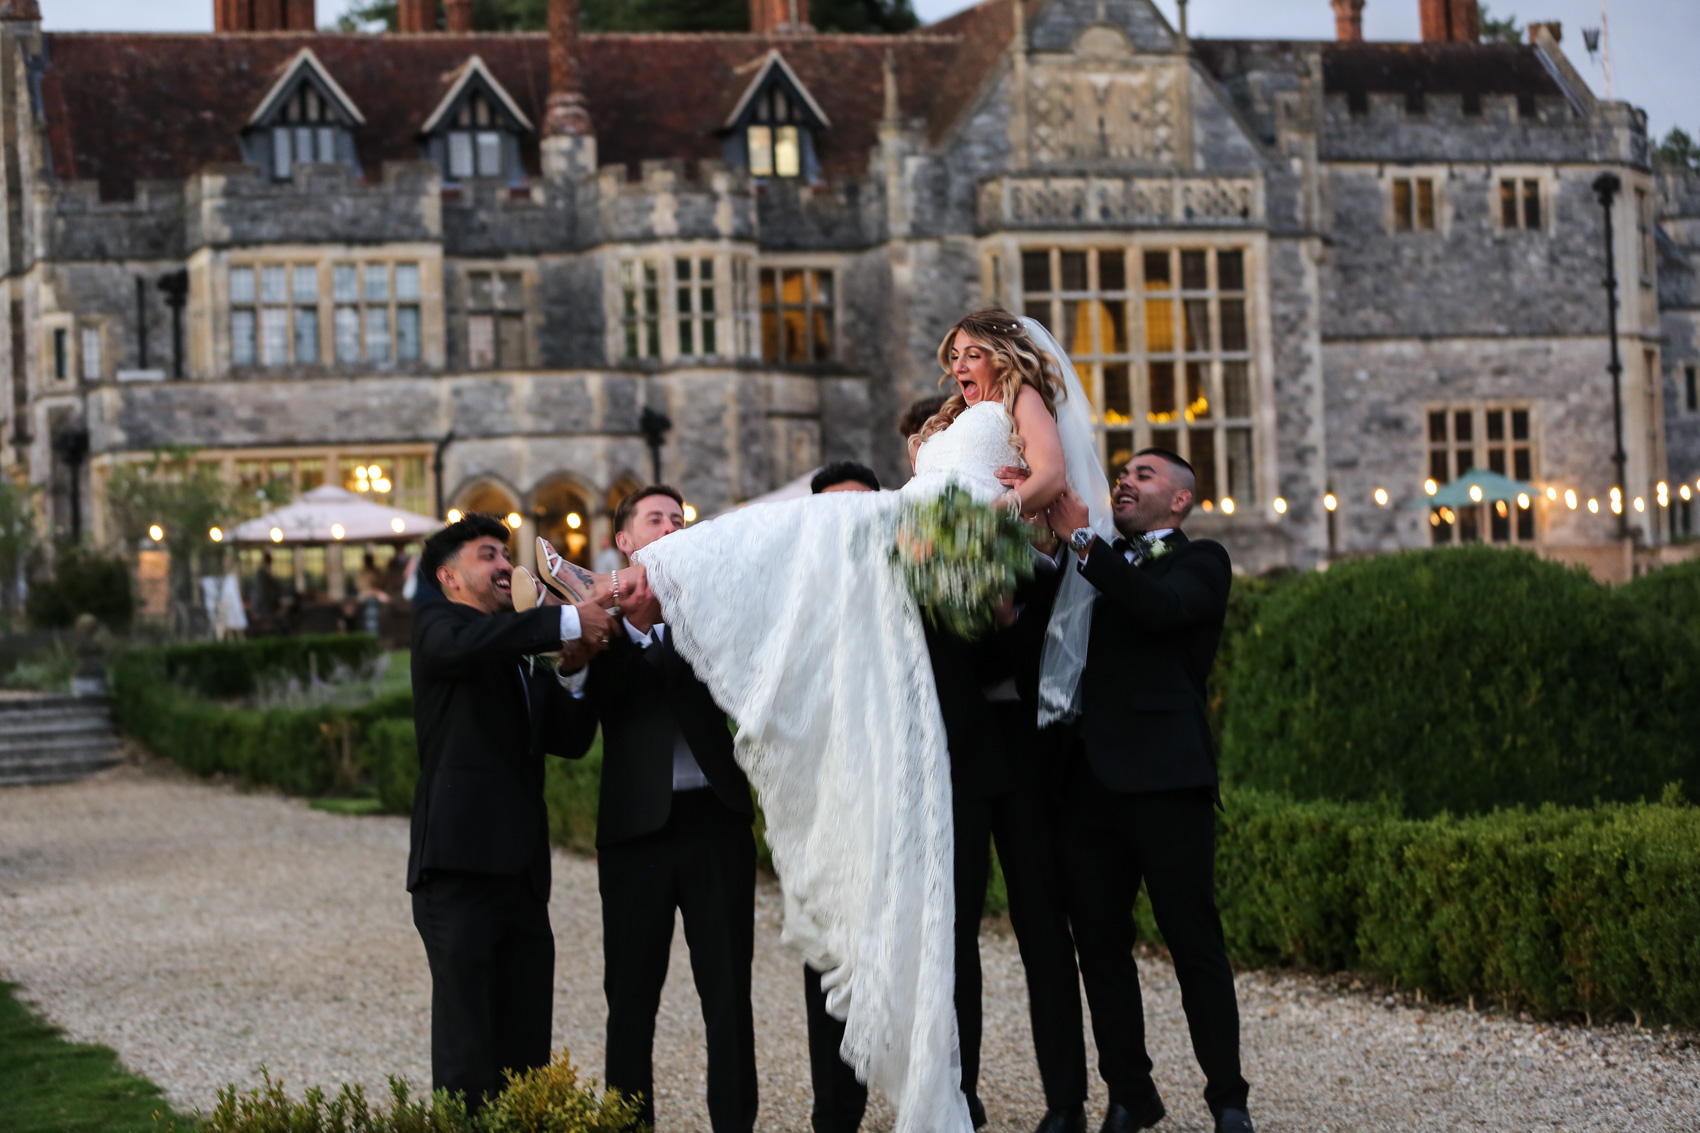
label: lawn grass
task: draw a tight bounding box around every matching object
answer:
[0,981,180,1133]
[308,796,387,816]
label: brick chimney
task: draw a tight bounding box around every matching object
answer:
[751,0,812,34]
[215,0,316,31]
[0,0,42,21]
[397,0,435,32]
[544,0,592,138]
[1420,0,1479,43]
[1527,21,1561,44]
[1331,0,1365,42]
[445,0,474,31]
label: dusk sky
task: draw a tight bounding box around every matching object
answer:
[38,0,1696,139]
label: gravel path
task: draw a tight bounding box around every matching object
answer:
[2,757,1696,1132]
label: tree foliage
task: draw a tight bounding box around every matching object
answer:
[0,477,35,630]
[1479,5,1522,44]
[1657,127,1700,173]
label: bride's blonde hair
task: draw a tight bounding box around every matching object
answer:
[915,309,1063,456]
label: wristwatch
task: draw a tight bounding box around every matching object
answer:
[1070,528,1095,553]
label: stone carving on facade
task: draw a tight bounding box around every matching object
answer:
[979,174,1260,230]
[1024,25,1186,168]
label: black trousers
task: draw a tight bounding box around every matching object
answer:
[599,788,758,1132]
[411,869,555,1110]
[1062,769,1249,1120]
[954,708,1088,1110]
[803,963,868,1133]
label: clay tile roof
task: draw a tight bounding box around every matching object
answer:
[919,0,1035,146]
[39,30,962,200]
[1318,41,1568,99]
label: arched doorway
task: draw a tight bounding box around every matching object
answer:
[454,480,521,553]
[532,477,593,568]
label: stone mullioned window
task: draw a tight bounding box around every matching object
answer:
[1019,245,1258,511]
[616,250,756,364]
[759,267,835,364]
[230,260,422,371]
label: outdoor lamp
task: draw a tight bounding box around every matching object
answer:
[1273,497,1288,515]
[1517,493,1530,509]
[567,512,582,529]
[391,518,407,533]
[148,524,164,542]
[1565,490,1578,509]
[209,527,223,542]
[683,504,698,522]
[270,527,284,542]
[1424,479,1438,496]
[331,524,346,540]
[447,509,463,523]
[1469,485,1483,503]
[506,512,523,529]
[1322,493,1337,512]
[1374,488,1389,506]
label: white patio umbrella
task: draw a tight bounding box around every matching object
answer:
[709,469,819,519]
[229,484,444,545]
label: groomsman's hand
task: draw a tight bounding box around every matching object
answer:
[617,565,663,633]
[576,599,617,652]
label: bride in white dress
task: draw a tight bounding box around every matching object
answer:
[555,310,1111,1133]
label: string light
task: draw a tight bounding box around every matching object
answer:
[1565,489,1578,509]
[148,524,164,542]
[391,518,407,533]
[506,512,523,529]
[447,509,463,523]
[1588,498,1600,514]
[1220,497,1236,515]
[1373,488,1389,506]
[1633,497,1645,513]
[1469,484,1484,503]
[1424,479,1438,496]
[1611,498,1623,515]
[270,527,284,542]
[331,524,346,540]
[209,527,223,542]
[683,504,699,522]
[1273,497,1288,515]
[1683,485,1693,502]
[1516,493,1530,509]
[1323,493,1337,512]
[566,512,582,530]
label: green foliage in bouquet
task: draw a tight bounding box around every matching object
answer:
[892,484,1034,640]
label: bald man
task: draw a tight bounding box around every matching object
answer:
[1044,449,1251,1133]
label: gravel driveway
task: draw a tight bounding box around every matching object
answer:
[1,756,1695,1132]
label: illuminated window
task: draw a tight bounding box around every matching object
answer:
[1426,404,1537,546]
[1019,246,1257,507]
[739,76,816,180]
[759,268,835,363]
[748,126,774,177]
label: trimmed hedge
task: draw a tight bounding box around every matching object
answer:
[1620,556,1700,639]
[112,636,409,796]
[1208,786,1700,1025]
[1221,548,1700,817]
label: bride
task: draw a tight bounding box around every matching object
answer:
[547,310,1110,1133]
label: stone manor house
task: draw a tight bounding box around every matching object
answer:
[1,0,1695,594]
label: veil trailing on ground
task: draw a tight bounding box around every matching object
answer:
[1020,316,1115,725]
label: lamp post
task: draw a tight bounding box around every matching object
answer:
[639,405,671,483]
[433,430,455,518]
[1592,171,1630,540]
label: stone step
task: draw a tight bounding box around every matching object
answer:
[0,731,118,756]
[0,713,115,736]
[0,694,121,786]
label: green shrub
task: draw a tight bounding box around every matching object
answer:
[141,634,383,699]
[1620,556,1700,638]
[1204,787,1700,1024]
[1207,568,1297,741]
[167,1050,642,1133]
[25,546,133,631]
[1221,547,1700,817]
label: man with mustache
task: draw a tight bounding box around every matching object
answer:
[406,513,616,1111]
[1043,450,1252,1133]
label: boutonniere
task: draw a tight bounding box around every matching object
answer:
[1135,534,1173,565]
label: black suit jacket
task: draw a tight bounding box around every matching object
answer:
[406,592,578,896]
[558,627,753,849]
[1074,532,1231,795]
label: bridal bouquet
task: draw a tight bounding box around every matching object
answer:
[893,483,1035,639]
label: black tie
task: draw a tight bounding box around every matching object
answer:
[1112,537,1134,556]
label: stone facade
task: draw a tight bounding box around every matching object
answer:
[0,0,1690,589]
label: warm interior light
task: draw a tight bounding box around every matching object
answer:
[566,512,582,530]
[331,523,346,540]
[373,478,392,493]
[147,524,164,542]
[1424,478,1438,496]
[447,509,463,523]
[1588,498,1600,514]
[1565,489,1578,509]
[209,527,223,542]
[683,504,698,523]
[1468,484,1483,503]
[1323,493,1337,512]
[355,479,370,492]
[366,465,382,479]
[1516,493,1530,509]
[391,517,407,533]
[1273,497,1288,515]
[1220,497,1235,515]
[1373,488,1389,506]
[270,527,284,542]
[506,512,523,529]
[356,466,369,480]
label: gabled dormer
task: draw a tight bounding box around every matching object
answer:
[421,56,533,186]
[242,49,365,181]
[724,51,829,181]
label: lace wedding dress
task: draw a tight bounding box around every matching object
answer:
[632,323,1111,1133]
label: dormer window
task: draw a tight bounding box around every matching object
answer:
[242,49,364,182]
[421,57,533,187]
[725,51,829,182]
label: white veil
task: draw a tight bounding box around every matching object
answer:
[1021,316,1114,725]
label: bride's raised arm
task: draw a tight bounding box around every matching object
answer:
[1007,383,1067,514]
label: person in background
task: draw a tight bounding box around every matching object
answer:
[593,533,624,576]
[896,394,949,448]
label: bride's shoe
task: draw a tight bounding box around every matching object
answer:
[511,566,541,611]
[536,536,601,603]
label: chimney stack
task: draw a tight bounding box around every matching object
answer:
[397,0,435,32]
[1331,0,1365,42]
[215,0,316,31]
[1419,0,1480,43]
[445,0,474,31]
[545,0,592,138]
[0,0,42,21]
[750,0,812,35]
[1527,21,1561,44]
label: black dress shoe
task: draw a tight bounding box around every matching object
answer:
[1034,1105,1087,1133]
[1215,1108,1254,1133]
[967,1092,988,1129]
[1100,1094,1165,1132]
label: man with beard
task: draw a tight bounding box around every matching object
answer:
[406,513,616,1111]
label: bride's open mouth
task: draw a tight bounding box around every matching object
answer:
[958,378,980,403]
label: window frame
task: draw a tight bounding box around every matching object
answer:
[757,263,838,366]
[1492,168,1549,234]
[251,74,355,183]
[227,255,427,373]
[1003,237,1271,513]
[609,245,759,365]
[463,267,530,371]
[1385,170,1443,234]
[1425,401,1540,546]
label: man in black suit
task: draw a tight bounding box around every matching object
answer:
[407,513,616,1110]
[556,485,759,1133]
[1044,450,1254,1133]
